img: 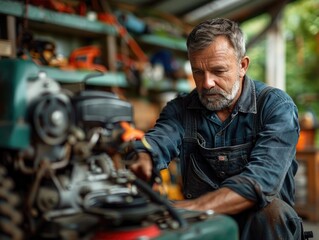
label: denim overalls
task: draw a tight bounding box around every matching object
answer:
[133,77,303,239]
[178,81,303,239]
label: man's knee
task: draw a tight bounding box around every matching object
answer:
[258,198,298,221]
[240,198,303,240]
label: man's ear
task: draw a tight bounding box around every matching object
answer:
[240,56,250,77]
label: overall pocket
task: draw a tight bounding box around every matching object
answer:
[183,154,219,199]
[199,142,253,181]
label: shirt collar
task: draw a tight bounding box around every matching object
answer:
[236,76,257,114]
[187,76,257,114]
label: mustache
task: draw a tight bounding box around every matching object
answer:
[201,88,226,96]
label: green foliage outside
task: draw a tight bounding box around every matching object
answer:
[241,15,270,84]
[241,0,319,145]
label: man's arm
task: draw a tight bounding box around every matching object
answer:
[129,152,255,214]
[173,187,255,215]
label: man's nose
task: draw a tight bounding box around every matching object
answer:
[203,72,216,89]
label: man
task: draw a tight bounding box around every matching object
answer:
[128,18,302,239]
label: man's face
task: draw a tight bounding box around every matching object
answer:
[189,36,246,111]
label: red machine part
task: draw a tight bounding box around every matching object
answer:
[30,0,86,14]
[92,224,161,240]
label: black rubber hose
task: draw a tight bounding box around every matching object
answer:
[133,178,188,229]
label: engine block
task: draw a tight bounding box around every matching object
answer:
[0,59,238,240]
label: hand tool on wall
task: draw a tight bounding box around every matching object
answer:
[94,0,148,63]
[68,45,107,72]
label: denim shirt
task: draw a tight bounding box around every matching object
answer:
[133,76,300,208]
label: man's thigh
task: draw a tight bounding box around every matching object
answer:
[232,198,302,240]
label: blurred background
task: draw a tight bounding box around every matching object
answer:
[0,0,318,236]
[242,0,319,147]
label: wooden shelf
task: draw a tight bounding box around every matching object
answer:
[0,0,128,88]
[39,66,127,87]
[0,0,190,92]
[139,34,187,52]
[0,0,117,36]
[142,78,192,93]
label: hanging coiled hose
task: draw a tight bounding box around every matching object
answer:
[0,165,23,240]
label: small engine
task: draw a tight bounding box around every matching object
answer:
[0,59,238,240]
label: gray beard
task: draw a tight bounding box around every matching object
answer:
[199,78,240,111]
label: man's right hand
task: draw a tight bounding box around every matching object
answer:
[129,152,153,182]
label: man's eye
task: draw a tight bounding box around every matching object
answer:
[193,70,203,75]
[215,70,226,74]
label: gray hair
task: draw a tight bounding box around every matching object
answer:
[186,18,246,60]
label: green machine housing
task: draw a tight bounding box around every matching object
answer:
[0,59,39,149]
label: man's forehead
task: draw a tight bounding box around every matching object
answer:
[189,46,237,67]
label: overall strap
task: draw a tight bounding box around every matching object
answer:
[184,107,197,139]
[183,93,198,139]
[254,86,274,137]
